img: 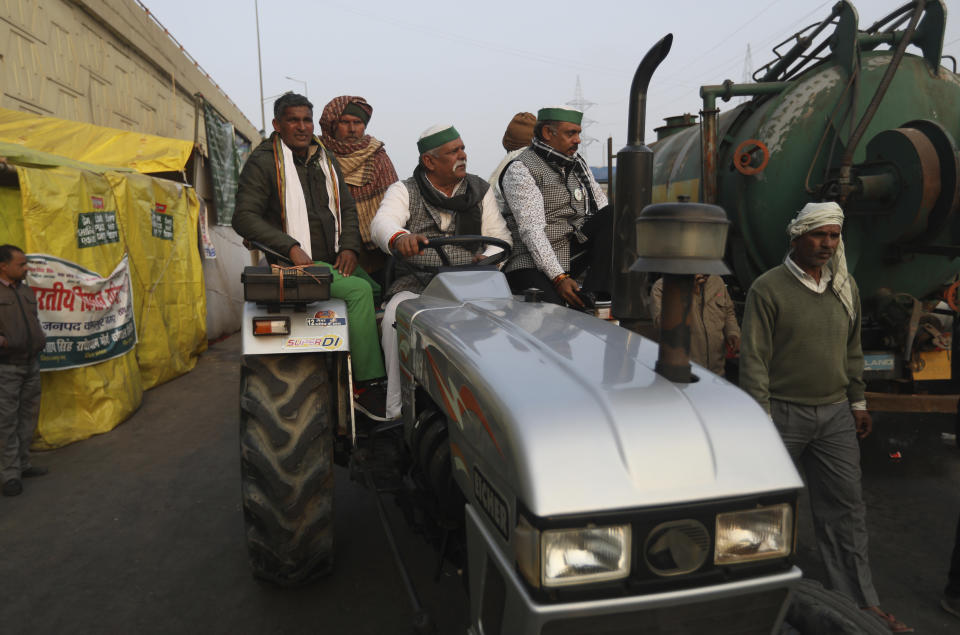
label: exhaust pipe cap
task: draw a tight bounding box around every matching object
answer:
[630,202,731,275]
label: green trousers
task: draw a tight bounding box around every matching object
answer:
[315,262,385,382]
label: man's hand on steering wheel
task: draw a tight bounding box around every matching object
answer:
[555,276,585,308]
[394,233,430,258]
[389,235,512,272]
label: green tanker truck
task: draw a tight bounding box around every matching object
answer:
[643,0,960,391]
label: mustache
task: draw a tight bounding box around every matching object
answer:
[452,159,467,174]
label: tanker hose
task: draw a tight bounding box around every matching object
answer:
[840,0,925,170]
[627,34,673,146]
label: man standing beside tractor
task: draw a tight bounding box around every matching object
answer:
[370,124,512,421]
[740,202,913,633]
[232,92,388,421]
[499,105,612,308]
[318,95,399,287]
[650,273,740,376]
[0,244,48,497]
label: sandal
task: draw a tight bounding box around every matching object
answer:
[861,606,915,633]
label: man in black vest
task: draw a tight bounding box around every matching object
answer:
[370,124,512,419]
[500,106,611,307]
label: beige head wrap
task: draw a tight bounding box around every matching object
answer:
[787,201,855,322]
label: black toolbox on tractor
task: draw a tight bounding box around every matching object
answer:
[241,266,332,304]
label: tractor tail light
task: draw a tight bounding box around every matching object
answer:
[252,316,290,336]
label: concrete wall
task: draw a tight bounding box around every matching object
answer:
[0,0,259,339]
[0,0,259,152]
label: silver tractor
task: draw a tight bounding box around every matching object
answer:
[236,36,889,635]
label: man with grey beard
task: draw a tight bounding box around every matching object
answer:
[370,124,511,419]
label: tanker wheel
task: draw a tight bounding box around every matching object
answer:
[239,353,334,587]
[779,579,888,634]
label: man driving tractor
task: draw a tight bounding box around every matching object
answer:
[370,124,512,420]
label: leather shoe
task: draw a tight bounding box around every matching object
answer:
[21,466,48,478]
[2,479,23,497]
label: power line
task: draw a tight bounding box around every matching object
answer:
[326,1,634,78]
[653,0,835,106]
[668,0,788,78]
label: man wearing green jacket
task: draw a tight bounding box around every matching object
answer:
[233,92,387,420]
[740,201,911,633]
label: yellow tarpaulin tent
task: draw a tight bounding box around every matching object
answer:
[14,167,145,448]
[0,107,193,173]
[0,139,206,447]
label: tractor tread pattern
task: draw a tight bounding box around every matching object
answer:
[239,353,334,587]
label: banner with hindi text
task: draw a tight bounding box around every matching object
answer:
[15,165,143,449]
[28,254,137,371]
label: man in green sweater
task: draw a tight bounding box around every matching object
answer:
[740,202,912,633]
[233,93,388,420]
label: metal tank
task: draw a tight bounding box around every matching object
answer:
[650,0,960,383]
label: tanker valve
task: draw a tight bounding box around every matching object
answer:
[631,203,730,383]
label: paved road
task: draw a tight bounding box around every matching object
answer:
[1,334,958,634]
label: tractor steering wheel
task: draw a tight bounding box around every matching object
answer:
[392,235,512,269]
[385,235,512,293]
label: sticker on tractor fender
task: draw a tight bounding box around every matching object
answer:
[284,335,343,350]
[474,468,509,540]
[306,317,347,327]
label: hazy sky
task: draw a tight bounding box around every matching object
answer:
[145,0,960,178]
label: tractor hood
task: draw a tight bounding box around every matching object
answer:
[401,272,802,518]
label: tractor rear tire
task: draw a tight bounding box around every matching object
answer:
[239,353,334,587]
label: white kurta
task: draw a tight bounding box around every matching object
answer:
[370,176,512,419]
[370,179,512,258]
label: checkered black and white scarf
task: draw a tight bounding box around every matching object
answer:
[530,137,598,215]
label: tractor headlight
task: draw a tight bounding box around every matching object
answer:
[515,516,631,588]
[714,504,793,565]
[542,524,631,587]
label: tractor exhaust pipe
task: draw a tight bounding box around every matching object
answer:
[612,34,673,322]
[631,203,731,384]
[655,274,695,382]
